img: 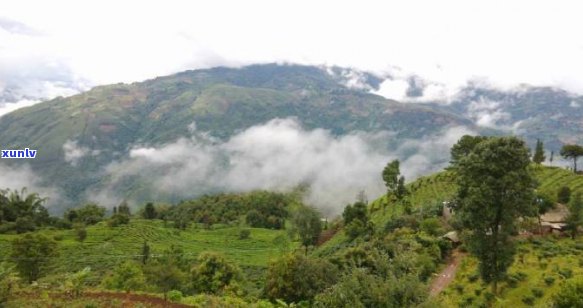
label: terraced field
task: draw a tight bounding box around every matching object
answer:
[533,166,583,199]
[0,219,296,278]
[437,236,583,307]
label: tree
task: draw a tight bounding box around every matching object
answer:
[291,206,322,255]
[74,225,87,242]
[145,262,186,300]
[0,188,49,232]
[314,269,426,307]
[11,234,58,283]
[396,175,408,200]
[449,135,490,166]
[108,213,130,227]
[342,201,373,240]
[141,241,150,265]
[532,139,546,164]
[560,144,583,173]
[264,253,338,303]
[103,261,145,293]
[382,160,400,213]
[566,193,583,239]
[550,151,554,166]
[452,136,536,294]
[64,267,91,298]
[65,203,106,225]
[118,200,131,216]
[143,202,157,219]
[191,252,240,294]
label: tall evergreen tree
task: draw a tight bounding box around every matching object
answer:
[533,139,546,164]
[118,200,131,216]
[452,136,536,294]
[143,202,157,219]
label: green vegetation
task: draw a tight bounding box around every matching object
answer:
[2,134,583,306]
[561,144,583,172]
[453,136,536,294]
[437,237,583,307]
[0,64,473,209]
[533,139,546,164]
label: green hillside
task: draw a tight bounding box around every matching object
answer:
[0,64,474,210]
[316,165,583,307]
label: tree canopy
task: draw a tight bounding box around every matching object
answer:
[532,139,546,164]
[452,136,536,294]
[560,144,583,172]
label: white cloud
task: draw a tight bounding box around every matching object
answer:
[0,0,582,116]
[466,98,511,128]
[89,118,474,214]
[374,79,410,101]
[0,99,38,117]
[63,140,99,166]
[0,164,62,208]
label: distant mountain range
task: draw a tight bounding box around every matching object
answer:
[0,64,581,210]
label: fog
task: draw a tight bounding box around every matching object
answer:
[87,118,475,215]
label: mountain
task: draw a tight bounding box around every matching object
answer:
[423,85,583,151]
[0,64,474,210]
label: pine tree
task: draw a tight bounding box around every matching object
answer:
[533,139,546,164]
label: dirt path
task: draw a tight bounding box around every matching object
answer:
[429,249,465,297]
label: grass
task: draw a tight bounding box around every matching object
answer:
[437,236,583,307]
[0,219,296,278]
[532,165,583,200]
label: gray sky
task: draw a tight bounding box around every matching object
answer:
[1,0,583,114]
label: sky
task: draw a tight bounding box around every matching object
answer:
[1,0,579,210]
[1,0,583,114]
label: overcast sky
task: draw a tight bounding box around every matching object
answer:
[1,0,583,114]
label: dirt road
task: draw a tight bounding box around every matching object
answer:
[429,249,465,297]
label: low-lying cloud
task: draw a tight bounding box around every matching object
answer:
[0,164,62,207]
[87,118,475,215]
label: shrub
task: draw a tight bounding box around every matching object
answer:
[559,268,573,279]
[532,288,544,298]
[454,284,464,294]
[558,186,571,204]
[238,229,251,240]
[52,234,64,241]
[75,226,87,242]
[468,273,479,283]
[420,217,443,236]
[167,290,183,302]
[522,295,535,305]
[108,214,130,227]
[544,276,556,286]
[553,276,583,307]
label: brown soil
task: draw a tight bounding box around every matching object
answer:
[16,291,192,307]
[429,249,466,297]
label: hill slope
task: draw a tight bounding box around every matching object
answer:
[0,64,474,210]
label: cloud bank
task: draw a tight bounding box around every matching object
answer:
[0,164,62,207]
[87,118,474,215]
